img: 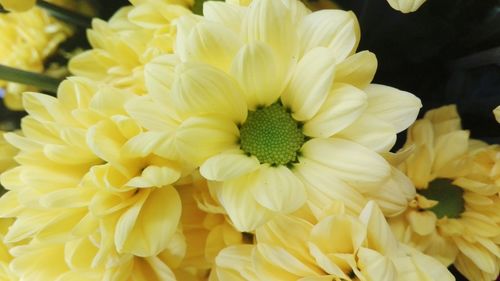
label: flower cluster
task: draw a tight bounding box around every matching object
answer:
[0,0,498,281]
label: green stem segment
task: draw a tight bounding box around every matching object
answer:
[36,0,91,28]
[0,64,60,94]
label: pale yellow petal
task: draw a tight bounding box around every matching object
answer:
[365,84,422,133]
[298,10,359,60]
[282,47,336,121]
[231,42,283,109]
[200,150,260,181]
[304,83,367,138]
[126,165,181,188]
[494,105,500,123]
[301,138,391,188]
[250,165,307,213]
[212,176,273,232]
[175,115,239,166]
[215,245,259,281]
[387,0,427,13]
[407,210,436,236]
[337,113,397,153]
[185,22,242,71]
[357,247,396,281]
[432,130,469,174]
[203,1,246,33]
[335,51,377,89]
[115,187,181,257]
[172,63,247,122]
[358,201,399,256]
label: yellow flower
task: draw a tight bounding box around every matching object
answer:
[390,105,500,281]
[0,0,36,12]
[213,201,454,281]
[494,105,500,123]
[69,0,191,94]
[132,0,421,231]
[386,0,427,13]
[0,78,186,279]
[0,5,73,110]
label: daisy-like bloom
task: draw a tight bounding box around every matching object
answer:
[213,201,454,281]
[0,77,187,280]
[390,105,500,281]
[131,0,421,232]
[494,105,500,123]
[386,0,427,13]
[0,4,73,110]
[69,0,192,94]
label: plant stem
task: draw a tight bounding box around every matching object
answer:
[0,64,61,94]
[36,0,91,28]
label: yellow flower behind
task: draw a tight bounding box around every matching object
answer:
[69,0,192,94]
[213,201,454,281]
[0,4,73,110]
[0,78,186,280]
[390,105,500,281]
[130,0,422,232]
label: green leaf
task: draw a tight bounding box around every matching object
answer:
[0,64,61,95]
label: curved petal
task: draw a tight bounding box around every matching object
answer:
[200,150,260,181]
[304,83,367,138]
[231,42,283,109]
[125,96,179,132]
[243,0,298,64]
[335,51,377,89]
[298,10,360,60]
[126,165,181,188]
[295,158,367,216]
[337,113,397,153]
[144,55,180,106]
[301,138,391,188]
[358,201,399,256]
[172,63,247,123]
[185,22,242,71]
[365,84,422,133]
[175,115,239,166]
[250,165,307,213]
[212,176,274,232]
[203,1,247,33]
[115,186,181,257]
[0,0,35,11]
[387,0,427,13]
[282,47,336,121]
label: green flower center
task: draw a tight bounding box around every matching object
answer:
[239,102,304,166]
[418,179,465,219]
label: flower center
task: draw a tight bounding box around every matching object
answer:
[239,102,304,166]
[418,179,465,219]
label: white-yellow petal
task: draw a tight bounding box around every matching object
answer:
[282,47,336,121]
[231,42,283,109]
[365,84,422,133]
[298,10,359,60]
[304,83,367,138]
[387,0,427,13]
[301,138,391,188]
[250,165,307,213]
[176,115,239,166]
[200,150,260,181]
[335,51,377,89]
[172,63,247,122]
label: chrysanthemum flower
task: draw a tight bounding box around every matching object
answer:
[386,0,427,13]
[0,4,73,110]
[131,0,421,231]
[213,201,454,281]
[390,105,500,281]
[69,0,192,94]
[0,77,186,279]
